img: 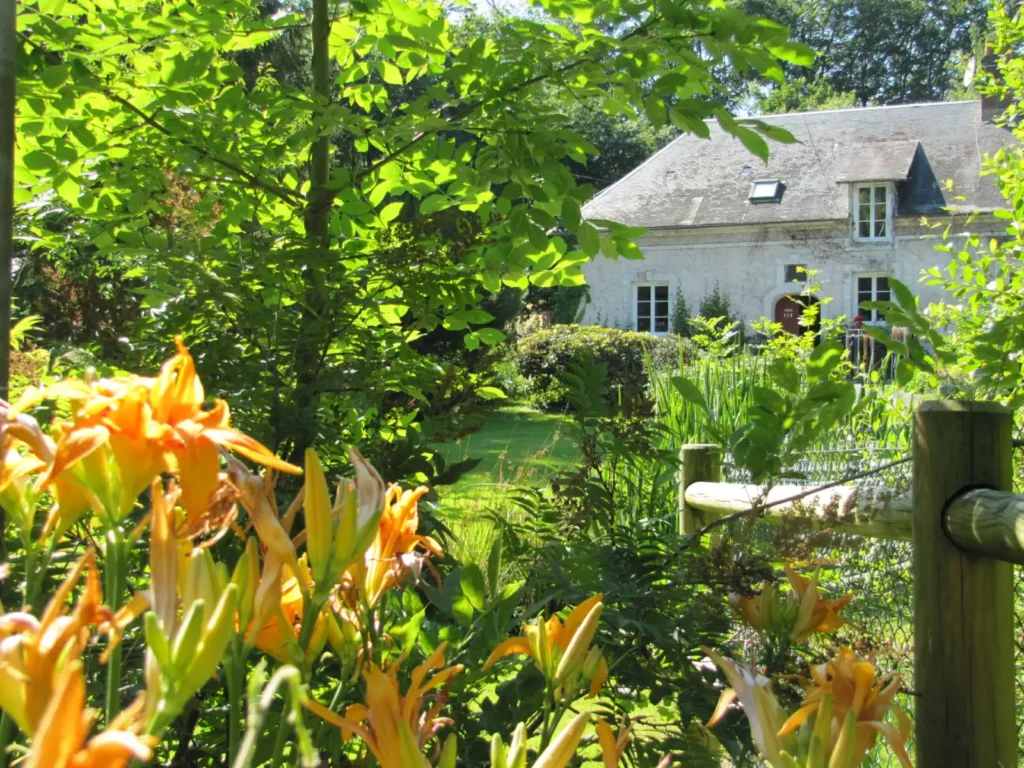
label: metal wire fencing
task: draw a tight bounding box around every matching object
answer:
[721,440,1024,762]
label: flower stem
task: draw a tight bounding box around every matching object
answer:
[0,711,12,768]
[269,705,290,768]
[104,527,126,725]
[227,642,245,766]
[25,537,56,612]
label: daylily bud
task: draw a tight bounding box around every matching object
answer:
[350,448,385,521]
[506,723,528,768]
[183,549,219,611]
[829,709,859,768]
[581,646,602,680]
[533,711,590,768]
[490,733,508,768]
[144,611,173,675]
[172,599,206,671]
[554,601,602,685]
[304,611,329,667]
[232,537,260,631]
[331,477,381,581]
[303,448,334,586]
[438,733,457,768]
[182,584,239,696]
[326,608,358,669]
[527,615,553,679]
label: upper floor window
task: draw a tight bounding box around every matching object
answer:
[636,283,669,334]
[856,274,891,322]
[785,263,807,283]
[853,183,892,242]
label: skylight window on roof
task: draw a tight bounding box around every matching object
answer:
[749,180,783,203]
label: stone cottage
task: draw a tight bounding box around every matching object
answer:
[579,100,1015,335]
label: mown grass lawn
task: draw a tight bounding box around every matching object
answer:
[432,405,579,563]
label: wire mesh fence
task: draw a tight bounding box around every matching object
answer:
[719,441,1024,762]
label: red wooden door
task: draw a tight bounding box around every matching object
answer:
[774,295,803,335]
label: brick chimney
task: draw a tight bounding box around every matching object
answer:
[981,45,1012,123]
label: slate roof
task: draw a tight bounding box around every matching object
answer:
[582,101,1016,230]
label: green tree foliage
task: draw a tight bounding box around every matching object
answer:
[14,0,808,463]
[671,288,690,335]
[740,0,989,108]
[516,325,676,412]
[867,5,1024,404]
[755,74,857,114]
[0,0,13,399]
[698,283,735,324]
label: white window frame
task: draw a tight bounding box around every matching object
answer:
[634,282,671,336]
[854,272,892,323]
[852,183,893,243]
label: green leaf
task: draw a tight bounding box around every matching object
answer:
[476,386,507,400]
[734,126,770,163]
[389,608,426,652]
[41,65,69,89]
[451,594,474,627]
[420,194,448,215]
[480,270,501,293]
[561,197,581,231]
[888,278,917,313]
[475,328,506,345]
[577,222,600,256]
[896,359,915,387]
[379,201,403,223]
[806,340,844,381]
[767,41,816,67]
[487,538,501,596]
[377,61,404,86]
[460,565,487,612]
[768,358,801,395]
[21,150,57,172]
[671,376,707,409]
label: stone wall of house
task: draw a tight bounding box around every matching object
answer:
[579,216,1001,332]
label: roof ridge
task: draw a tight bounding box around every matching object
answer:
[734,100,977,122]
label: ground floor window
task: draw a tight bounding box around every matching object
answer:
[856,274,891,322]
[636,283,669,334]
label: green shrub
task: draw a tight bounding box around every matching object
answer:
[671,289,691,336]
[516,325,676,412]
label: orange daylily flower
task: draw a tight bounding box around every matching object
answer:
[0,550,118,735]
[778,648,912,767]
[345,484,442,608]
[306,642,463,768]
[596,717,631,768]
[483,594,609,698]
[784,565,854,642]
[705,648,797,766]
[730,564,853,643]
[25,660,154,768]
[0,404,93,538]
[252,557,327,665]
[20,337,300,524]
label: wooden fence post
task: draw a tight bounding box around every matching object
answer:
[678,444,721,535]
[913,401,1015,768]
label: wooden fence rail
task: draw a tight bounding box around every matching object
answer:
[678,401,1021,768]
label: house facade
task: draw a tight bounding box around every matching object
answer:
[579,100,1015,335]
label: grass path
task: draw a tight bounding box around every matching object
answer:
[432,405,579,563]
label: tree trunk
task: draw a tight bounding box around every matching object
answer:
[0,0,16,402]
[284,0,332,461]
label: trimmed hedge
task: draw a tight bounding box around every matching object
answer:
[516,325,678,412]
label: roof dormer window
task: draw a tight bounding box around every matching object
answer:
[852,183,892,242]
[749,180,783,203]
